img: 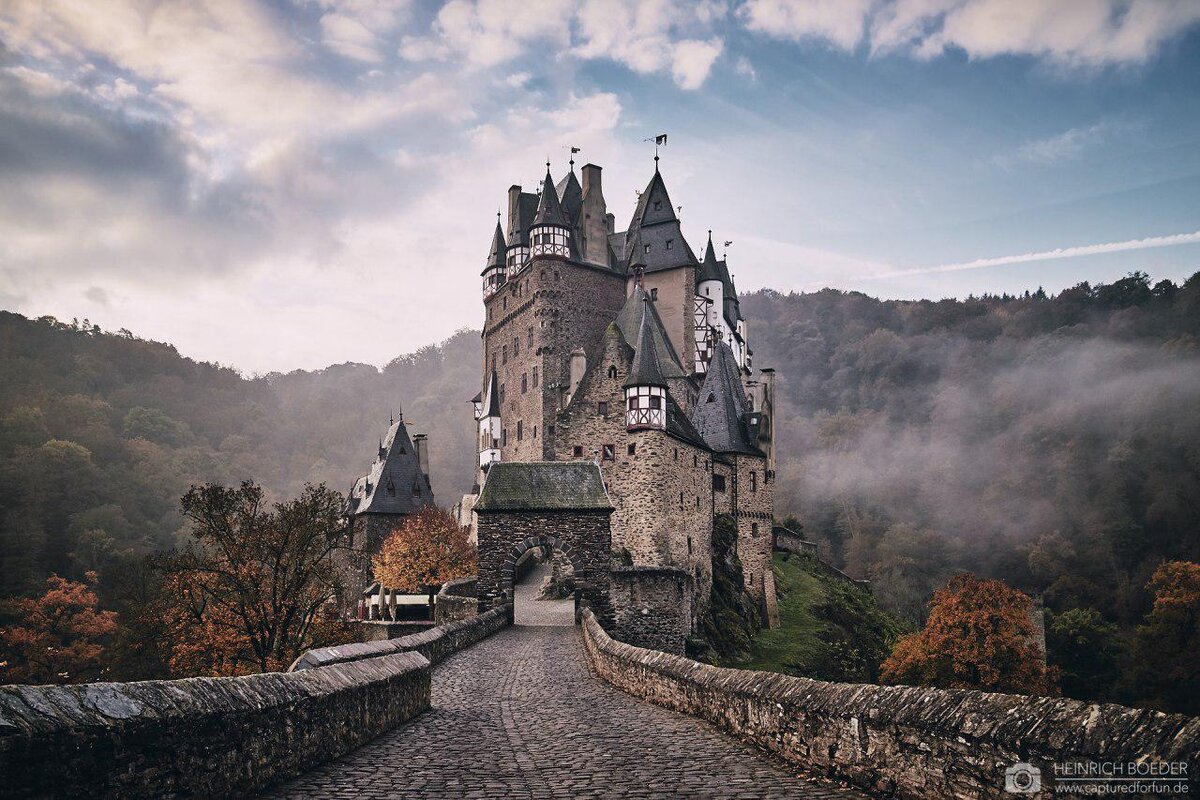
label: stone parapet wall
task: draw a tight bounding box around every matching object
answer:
[291,604,511,671]
[0,651,430,800]
[435,576,480,624]
[580,610,1200,799]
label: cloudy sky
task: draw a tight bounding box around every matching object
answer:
[2,0,1199,374]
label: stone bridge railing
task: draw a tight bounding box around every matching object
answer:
[581,609,1199,799]
[0,604,512,799]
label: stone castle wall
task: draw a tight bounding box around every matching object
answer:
[0,651,430,800]
[482,254,625,464]
[580,609,1200,800]
[554,324,714,618]
[334,512,404,608]
[609,567,694,654]
[730,453,776,625]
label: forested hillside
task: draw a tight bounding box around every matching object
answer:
[0,313,479,598]
[743,271,1200,634]
[2,270,1198,671]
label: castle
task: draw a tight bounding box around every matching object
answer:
[461,156,780,630]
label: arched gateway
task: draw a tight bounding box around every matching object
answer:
[474,462,613,623]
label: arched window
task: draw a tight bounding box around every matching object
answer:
[607,365,617,379]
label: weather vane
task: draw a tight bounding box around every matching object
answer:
[569,145,580,170]
[643,133,668,165]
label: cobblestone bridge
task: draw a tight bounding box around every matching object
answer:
[265,566,868,799]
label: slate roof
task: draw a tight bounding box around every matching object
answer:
[346,417,435,516]
[555,170,583,226]
[483,219,506,274]
[624,299,670,389]
[614,286,686,379]
[622,169,700,274]
[691,342,761,456]
[664,393,708,450]
[507,191,540,248]
[697,232,722,284]
[474,462,614,512]
[533,168,570,228]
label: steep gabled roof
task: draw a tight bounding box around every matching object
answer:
[481,369,501,418]
[614,286,686,379]
[629,169,676,229]
[555,169,583,226]
[624,300,669,388]
[623,168,699,274]
[664,393,708,450]
[475,462,614,512]
[346,416,434,516]
[533,167,569,228]
[508,191,540,247]
[691,342,761,456]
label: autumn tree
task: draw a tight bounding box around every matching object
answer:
[0,571,118,684]
[157,481,351,676]
[372,506,475,593]
[880,573,1057,694]
[1128,561,1200,714]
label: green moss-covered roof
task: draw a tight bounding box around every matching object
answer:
[475,462,614,512]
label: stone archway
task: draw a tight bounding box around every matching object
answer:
[472,463,614,625]
[505,535,583,622]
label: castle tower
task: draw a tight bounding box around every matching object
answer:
[477,369,502,474]
[482,217,507,299]
[530,165,573,259]
[624,300,668,431]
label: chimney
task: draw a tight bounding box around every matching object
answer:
[507,185,522,241]
[413,433,430,478]
[580,164,608,267]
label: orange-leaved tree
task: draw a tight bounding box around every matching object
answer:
[156,481,351,676]
[0,571,119,684]
[880,573,1057,694]
[372,506,475,593]
[1129,561,1200,714]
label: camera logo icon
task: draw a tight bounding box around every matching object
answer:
[1005,762,1042,794]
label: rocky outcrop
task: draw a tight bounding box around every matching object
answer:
[580,610,1200,799]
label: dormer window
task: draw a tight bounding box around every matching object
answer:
[650,288,658,301]
[666,239,673,250]
[653,201,661,211]
[644,244,651,254]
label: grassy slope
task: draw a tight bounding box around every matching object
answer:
[739,553,906,683]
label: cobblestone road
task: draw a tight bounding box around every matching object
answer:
[265,567,869,799]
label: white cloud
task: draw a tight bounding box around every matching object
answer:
[740,0,872,50]
[743,0,1200,66]
[992,120,1135,168]
[671,38,725,90]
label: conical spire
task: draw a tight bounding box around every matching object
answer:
[625,299,669,389]
[533,166,569,228]
[698,230,722,283]
[630,169,676,229]
[487,216,506,268]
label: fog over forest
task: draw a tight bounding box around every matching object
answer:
[1,271,1197,638]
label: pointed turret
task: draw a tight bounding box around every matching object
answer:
[555,169,583,227]
[482,216,507,298]
[533,167,569,228]
[624,300,669,431]
[530,166,572,259]
[478,369,502,470]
